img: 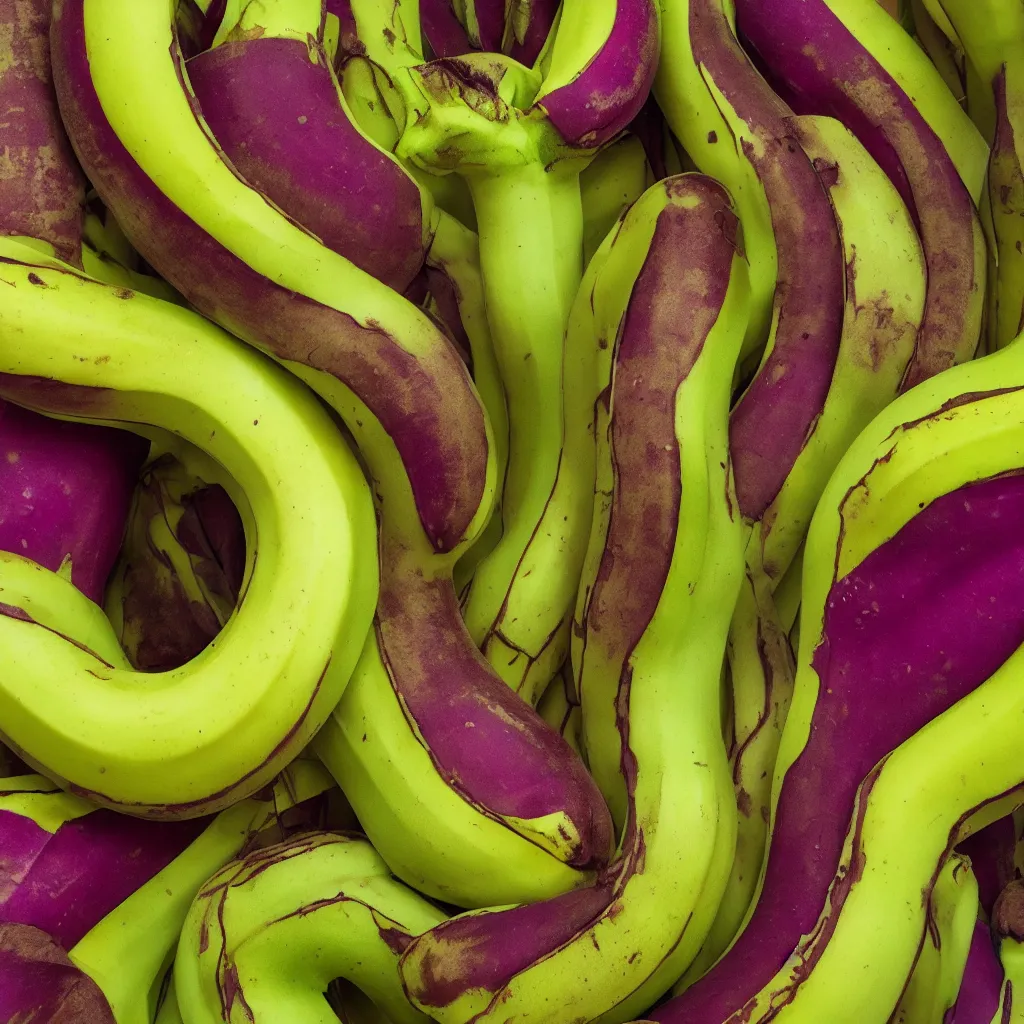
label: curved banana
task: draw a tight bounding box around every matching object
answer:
[891,852,978,1023]
[580,133,650,269]
[55,0,613,905]
[175,831,447,1023]
[906,0,967,109]
[679,110,927,988]
[651,339,1024,1022]
[398,173,750,1024]
[0,240,377,816]
[734,0,988,391]
[0,764,335,1024]
[389,0,660,705]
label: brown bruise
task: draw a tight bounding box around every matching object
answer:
[0,0,84,263]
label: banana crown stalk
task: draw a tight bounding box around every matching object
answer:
[175,831,447,1024]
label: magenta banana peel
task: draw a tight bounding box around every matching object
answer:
[52,0,612,906]
[394,173,750,1024]
[0,763,335,1024]
[733,0,988,391]
[418,0,560,67]
[650,338,1024,1022]
[377,0,659,705]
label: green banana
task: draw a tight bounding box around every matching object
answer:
[55,0,614,908]
[105,446,245,672]
[735,0,988,392]
[649,338,1024,1023]
[906,0,968,109]
[655,0,777,365]
[890,852,978,1022]
[175,831,447,1023]
[991,881,1024,1022]
[398,173,750,1024]
[0,236,377,816]
[385,0,660,705]
[678,110,927,988]
[0,762,335,1023]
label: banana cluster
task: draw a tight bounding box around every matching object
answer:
[2,0,1024,1021]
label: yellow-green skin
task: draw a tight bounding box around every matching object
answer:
[0,238,378,818]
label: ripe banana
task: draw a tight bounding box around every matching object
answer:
[580,133,650,270]
[175,831,447,1023]
[0,237,377,816]
[398,173,750,1024]
[890,852,978,1023]
[389,0,660,705]
[55,0,613,907]
[734,0,988,391]
[679,111,927,988]
[652,335,1024,1022]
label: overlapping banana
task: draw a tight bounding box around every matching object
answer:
[395,172,750,1024]
[370,0,660,705]
[648,335,1024,1022]
[0,762,335,1023]
[175,831,447,1023]
[734,0,988,391]
[53,0,613,907]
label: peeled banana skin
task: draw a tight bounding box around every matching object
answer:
[396,172,750,1024]
[650,338,1024,1023]
[733,0,988,392]
[52,0,615,908]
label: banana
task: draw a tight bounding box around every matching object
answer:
[655,0,778,365]
[921,0,1024,143]
[906,0,967,109]
[186,1,435,296]
[952,920,1005,1022]
[734,0,988,391]
[580,133,651,269]
[175,831,447,1023]
[650,338,1024,1022]
[0,238,377,816]
[388,0,660,705]
[536,661,584,758]
[678,111,926,989]
[890,852,978,1023]
[398,174,750,1024]
[105,446,246,672]
[55,0,614,906]
[418,0,560,66]
[0,764,335,1024]
[990,882,1024,1023]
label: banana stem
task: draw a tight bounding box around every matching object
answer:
[461,159,584,695]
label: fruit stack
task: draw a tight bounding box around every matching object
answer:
[0,0,1021,1021]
